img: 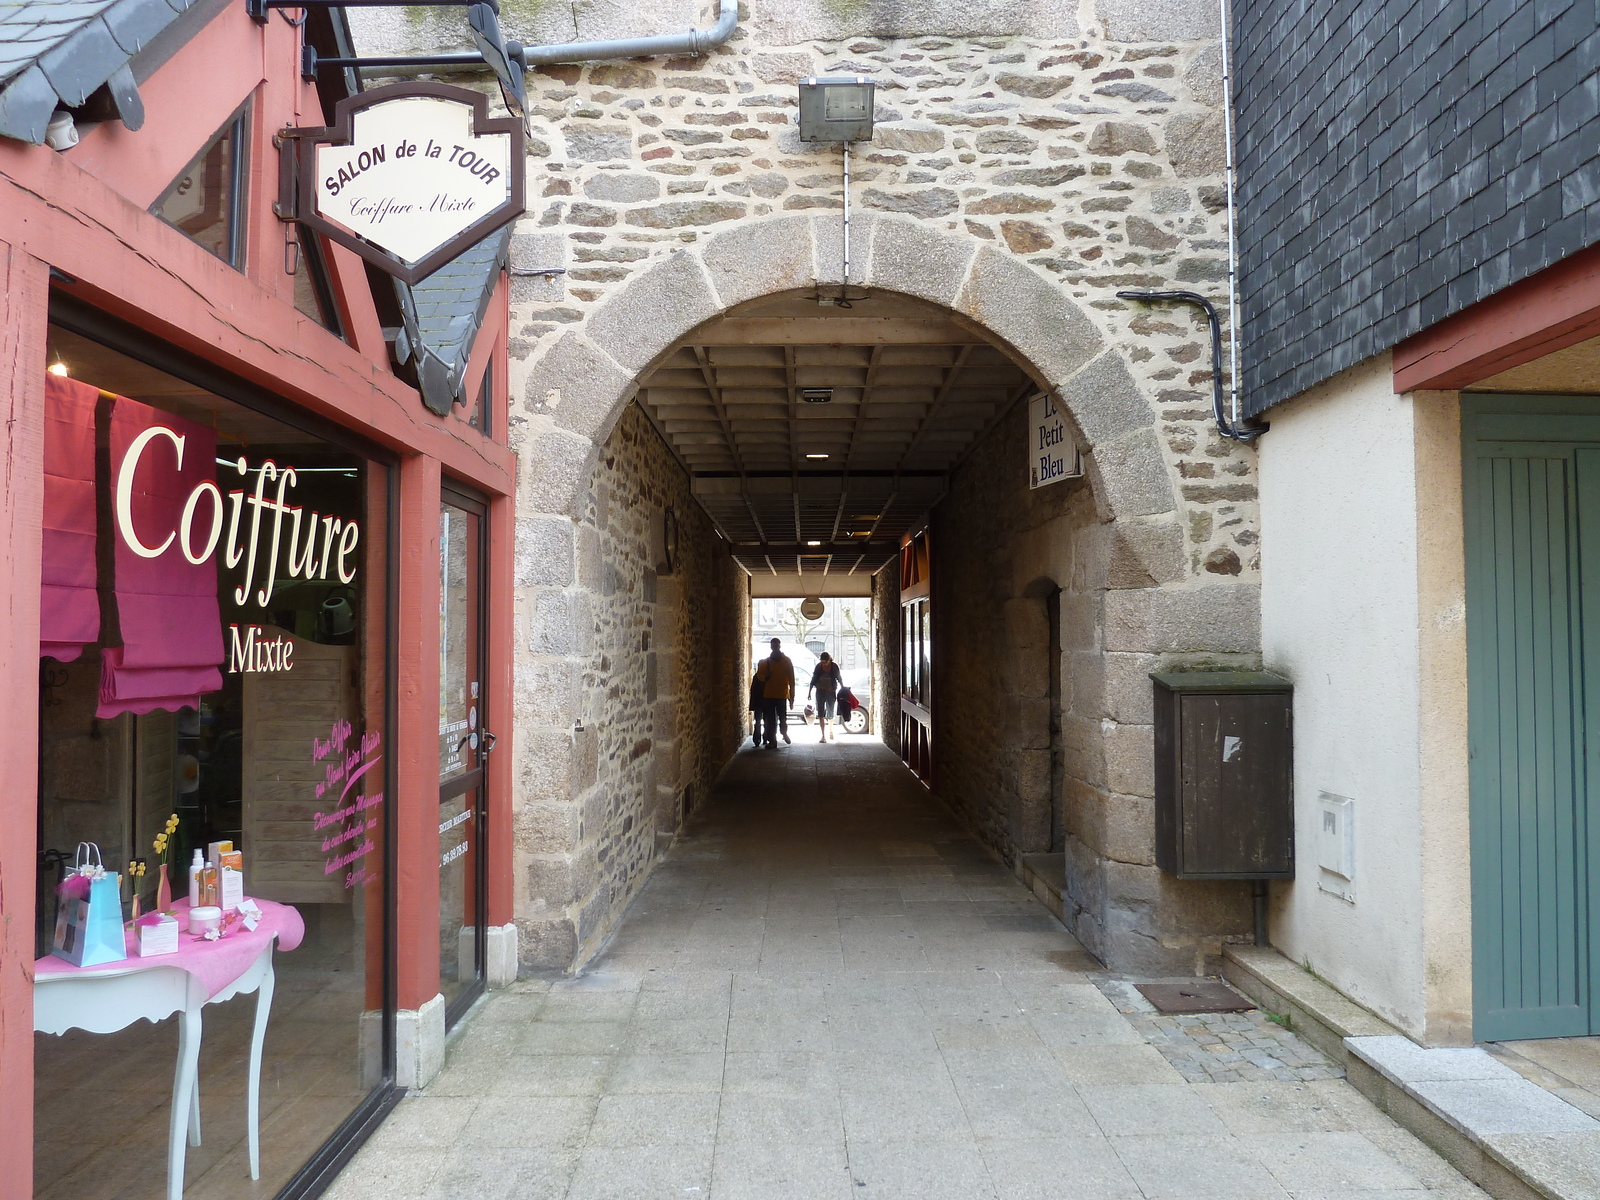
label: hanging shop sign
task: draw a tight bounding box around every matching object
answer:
[1029,391,1082,489]
[288,81,524,284]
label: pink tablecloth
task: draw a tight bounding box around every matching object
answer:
[36,898,304,1001]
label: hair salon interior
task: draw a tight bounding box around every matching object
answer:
[1,0,520,1195]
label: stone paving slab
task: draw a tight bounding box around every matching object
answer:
[325,741,1488,1200]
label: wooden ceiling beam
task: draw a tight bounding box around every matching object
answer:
[896,345,976,476]
[692,345,767,544]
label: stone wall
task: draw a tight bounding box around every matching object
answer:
[931,396,1256,974]
[514,403,744,968]
[354,3,1267,585]
[484,13,1261,584]
[352,0,1270,974]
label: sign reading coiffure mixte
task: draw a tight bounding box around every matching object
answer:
[294,82,524,284]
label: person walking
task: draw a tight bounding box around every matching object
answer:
[753,637,794,747]
[749,666,766,747]
[807,652,843,743]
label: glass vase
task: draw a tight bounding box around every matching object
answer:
[156,862,173,913]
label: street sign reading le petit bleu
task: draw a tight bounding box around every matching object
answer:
[293,82,524,284]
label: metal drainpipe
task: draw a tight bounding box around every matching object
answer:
[1216,0,1247,435]
[1116,0,1264,444]
[521,0,738,66]
[842,140,852,294]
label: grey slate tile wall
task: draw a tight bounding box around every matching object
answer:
[1235,0,1600,416]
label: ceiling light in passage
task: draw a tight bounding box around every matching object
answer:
[47,360,69,376]
[806,453,829,459]
[807,540,822,546]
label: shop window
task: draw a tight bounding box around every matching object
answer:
[151,105,249,268]
[35,322,393,1199]
[292,225,345,338]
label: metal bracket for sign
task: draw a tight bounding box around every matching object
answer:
[287,81,526,285]
[247,0,490,23]
[262,0,528,123]
[301,43,528,84]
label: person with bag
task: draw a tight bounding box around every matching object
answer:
[753,637,795,747]
[807,652,843,743]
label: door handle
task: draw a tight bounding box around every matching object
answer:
[481,730,497,755]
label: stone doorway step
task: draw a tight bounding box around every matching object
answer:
[1485,1039,1600,1121]
[1224,945,1600,1200]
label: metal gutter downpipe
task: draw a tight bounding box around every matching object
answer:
[1116,0,1265,443]
[521,0,738,66]
[1217,0,1246,434]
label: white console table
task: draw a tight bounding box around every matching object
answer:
[34,938,277,1200]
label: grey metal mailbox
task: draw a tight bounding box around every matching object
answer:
[1152,671,1294,880]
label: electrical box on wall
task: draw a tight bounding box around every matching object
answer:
[1152,671,1294,879]
[798,76,876,142]
[1317,791,1355,901]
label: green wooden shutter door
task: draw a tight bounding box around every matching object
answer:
[1465,426,1596,1040]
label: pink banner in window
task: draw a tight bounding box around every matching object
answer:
[41,375,101,661]
[96,395,224,718]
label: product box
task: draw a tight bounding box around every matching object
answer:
[219,849,243,912]
[137,913,180,957]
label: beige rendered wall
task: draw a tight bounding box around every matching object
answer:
[1258,354,1472,1044]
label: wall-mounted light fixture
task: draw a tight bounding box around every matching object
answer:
[799,77,874,308]
[797,76,875,143]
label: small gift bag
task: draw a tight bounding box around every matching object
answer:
[52,843,128,967]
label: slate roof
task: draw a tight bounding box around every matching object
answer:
[0,0,192,144]
[395,224,511,416]
[1235,0,1600,416]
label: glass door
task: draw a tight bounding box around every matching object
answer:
[439,487,489,1024]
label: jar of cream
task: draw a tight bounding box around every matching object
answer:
[188,905,222,936]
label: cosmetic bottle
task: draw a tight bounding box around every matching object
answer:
[188,849,204,907]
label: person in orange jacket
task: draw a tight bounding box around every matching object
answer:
[753,637,795,747]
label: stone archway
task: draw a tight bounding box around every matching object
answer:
[512,213,1258,974]
[520,212,1177,529]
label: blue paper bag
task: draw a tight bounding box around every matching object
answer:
[52,843,128,967]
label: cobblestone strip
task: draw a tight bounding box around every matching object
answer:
[1098,977,1344,1084]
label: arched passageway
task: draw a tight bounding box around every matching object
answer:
[514,214,1259,978]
